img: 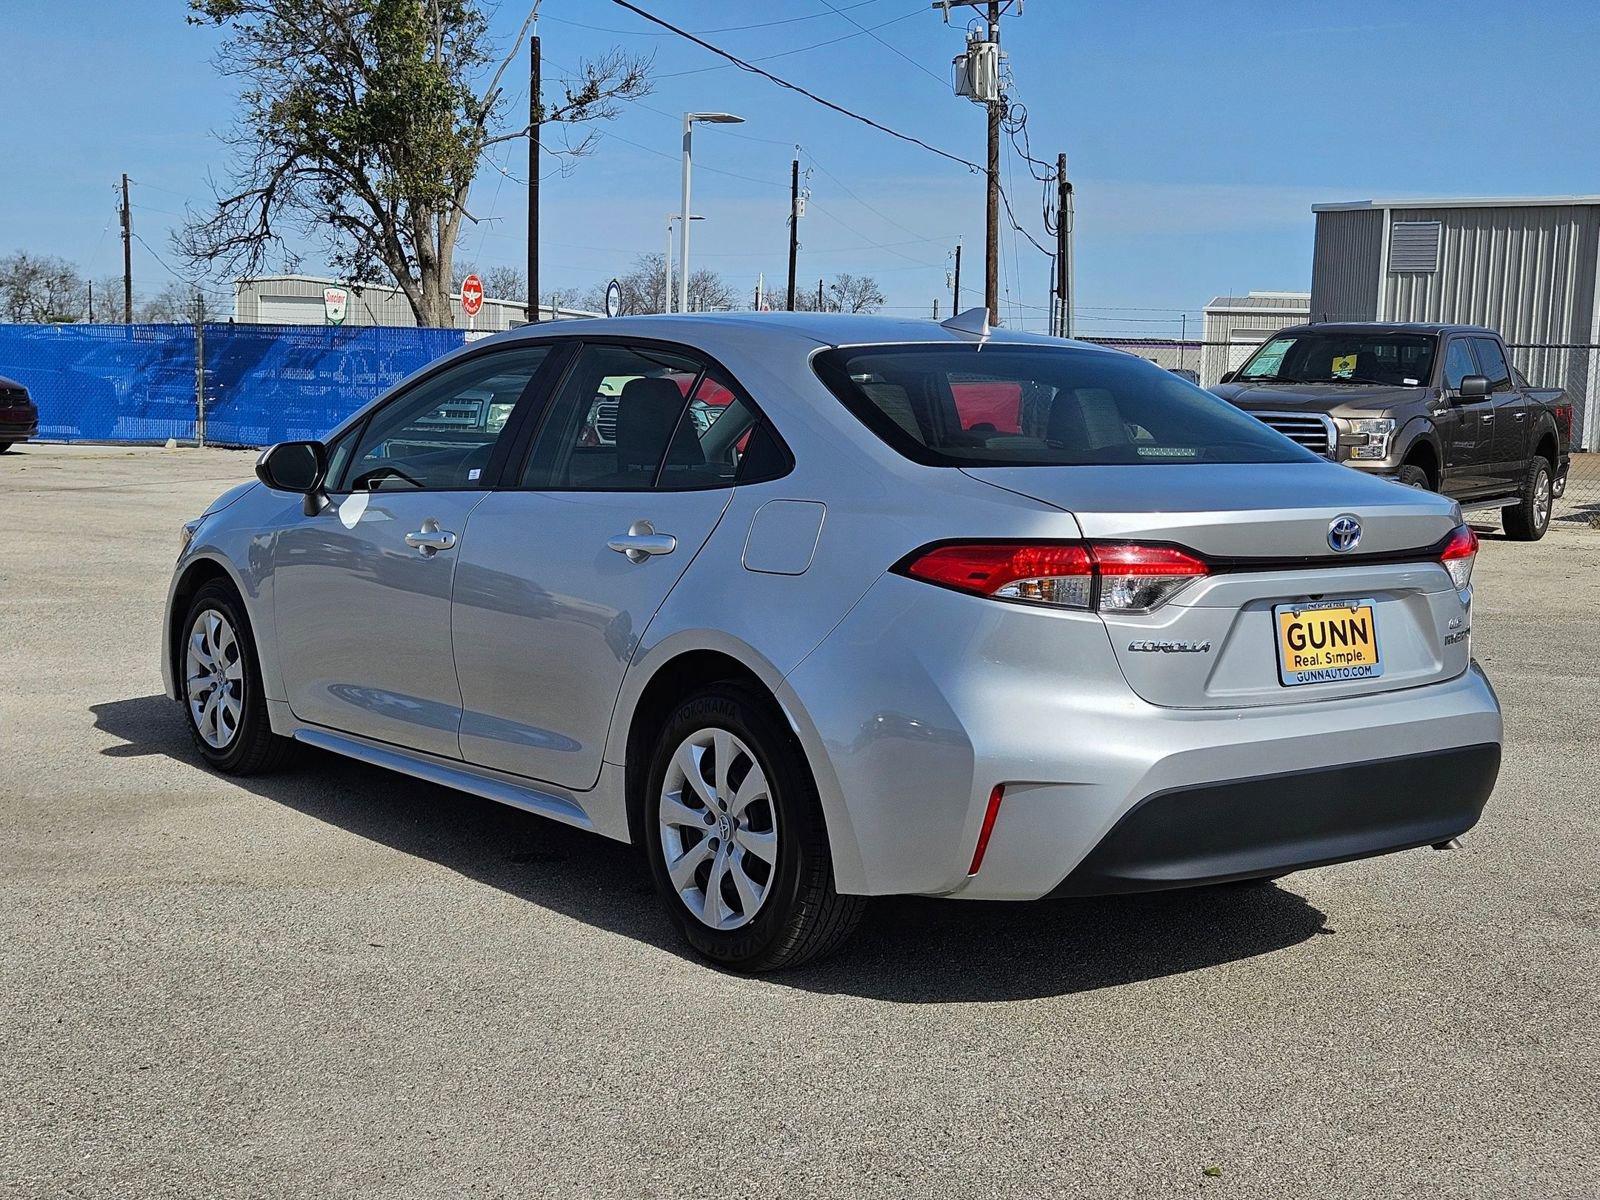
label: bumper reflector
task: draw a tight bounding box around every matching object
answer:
[967,785,1006,876]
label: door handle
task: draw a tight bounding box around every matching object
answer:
[607,519,677,563]
[404,517,458,557]
[1514,411,1527,420]
[1481,413,1495,422]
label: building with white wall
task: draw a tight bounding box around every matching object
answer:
[233,275,596,331]
[1199,292,1311,385]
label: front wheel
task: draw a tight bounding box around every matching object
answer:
[0,442,12,454]
[1394,463,1431,490]
[181,581,295,774]
[1502,458,1553,541]
[643,683,865,972]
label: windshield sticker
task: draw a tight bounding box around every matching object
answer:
[1331,354,1357,378]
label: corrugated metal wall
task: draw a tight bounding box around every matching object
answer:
[1381,204,1600,448]
[1380,204,1600,342]
[233,277,533,331]
[1310,208,1383,322]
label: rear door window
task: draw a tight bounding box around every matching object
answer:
[814,344,1315,467]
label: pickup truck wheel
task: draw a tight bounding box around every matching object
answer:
[1394,464,1431,490]
[1503,458,1553,541]
[0,442,13,454]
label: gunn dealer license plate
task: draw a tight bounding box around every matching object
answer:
[1274,598,1383,687]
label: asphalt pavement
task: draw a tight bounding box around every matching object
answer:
[2,443,1596,1199]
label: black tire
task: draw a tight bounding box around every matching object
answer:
[1394,463,1431,490]
[1502,456,1553,541]
[643,682,865,972]
[0,442,12,454]
[180,580,295,775]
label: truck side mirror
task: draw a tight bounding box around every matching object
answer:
[1456,375,1489,400]
[1219,369,1238,384]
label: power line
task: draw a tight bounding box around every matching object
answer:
[814,0,947,87]
[656,6,927,80]
[607,0,981,172]
[545,0,893,38]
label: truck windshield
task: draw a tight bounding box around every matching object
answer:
[1236,333,1436,386]
[813,344,1315,467]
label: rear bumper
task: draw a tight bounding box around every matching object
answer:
[1049,742,1499,896]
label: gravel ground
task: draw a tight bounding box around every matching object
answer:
[2,443,1596,1200]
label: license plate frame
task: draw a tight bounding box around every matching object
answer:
[1273,598,1383,687]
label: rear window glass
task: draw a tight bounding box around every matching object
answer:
[813,344,1315,467]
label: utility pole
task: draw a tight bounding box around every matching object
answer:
[936,1,1016,324]
[87,280,94,323]
[952,241,962,313]
[120,173,133,323]
[527,31,541,322]
[984,0,1001,326]
[1055,151,1072,339]
[817,277,825,312]
[786,157,800,312]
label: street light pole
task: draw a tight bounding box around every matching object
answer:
[679,112,744,315]
[664,213,704,313]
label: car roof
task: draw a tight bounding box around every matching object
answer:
[1275,322,1496,337]
[483,310,1111,353]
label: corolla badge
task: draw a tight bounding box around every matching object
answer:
[1327,514,1362,553]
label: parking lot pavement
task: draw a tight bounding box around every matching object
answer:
[2,442,1596,1200]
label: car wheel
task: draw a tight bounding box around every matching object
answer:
[1502,458,1553,541]
[1394,463,1431,490]
[644,682,865,972]
[181,581,295,775]
[0,442,12,453]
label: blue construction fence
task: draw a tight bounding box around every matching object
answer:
[0,322,468,446]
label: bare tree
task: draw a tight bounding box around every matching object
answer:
[0,252,89,323]
[137,282,202,323]
[826,273,886,314]
[454,261,526,300]
[582,253,735,316]
[179,1,651,326]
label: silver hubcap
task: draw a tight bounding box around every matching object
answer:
[658,728,778,930]
[1534,468,1551,528]
[185,609,244,749]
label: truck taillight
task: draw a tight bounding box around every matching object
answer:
[1439,524,1478,592]
[897,541,1208,613]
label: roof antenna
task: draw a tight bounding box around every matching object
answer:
[941,306,991,338]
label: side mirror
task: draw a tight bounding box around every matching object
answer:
[1455,375,1490,401]
[256,440,328,515]
[1219,369,1238,384]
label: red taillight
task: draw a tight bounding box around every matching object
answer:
[1439,524,1478,591]
[902,542,1094,608]
[967,785,1005,876]
[898,541,1208,613]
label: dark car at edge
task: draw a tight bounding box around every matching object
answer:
[0,374,39,451]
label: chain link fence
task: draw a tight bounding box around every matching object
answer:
[0,322,465,448]
[2,321,1595,526]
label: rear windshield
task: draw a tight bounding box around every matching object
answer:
[813,344,1315,467]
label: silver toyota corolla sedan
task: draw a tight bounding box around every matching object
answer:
[163,312,1502,971]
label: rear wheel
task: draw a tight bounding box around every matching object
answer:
[181,581,294,774]
[643,683,864,972]
[0,442,12,454]
[1502,458,1553,541]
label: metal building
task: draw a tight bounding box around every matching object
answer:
[232,274,597,331]
[1310,197,1600,447]
[1199,292,1310,386]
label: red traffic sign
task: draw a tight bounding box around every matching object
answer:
[460,273,484,317]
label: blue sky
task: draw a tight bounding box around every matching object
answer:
[3,0,1598,334]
